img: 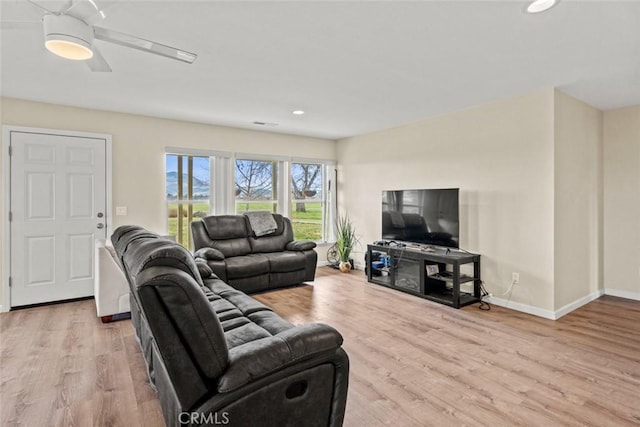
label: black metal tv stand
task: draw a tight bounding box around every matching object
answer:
[366,243,481,308]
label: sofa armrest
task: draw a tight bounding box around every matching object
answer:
[195,258,215,278]
[286,240,317,251]
[195,247,225,261]
[95,239,131,318]
[217,323,343,393]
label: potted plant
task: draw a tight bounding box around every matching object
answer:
[335,213,357,273]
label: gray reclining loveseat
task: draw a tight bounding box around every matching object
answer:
[191,214,317,294]
[111,225,349,427]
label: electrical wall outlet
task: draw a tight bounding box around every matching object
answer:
[512,272,520,284]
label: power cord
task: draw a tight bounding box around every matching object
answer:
[455,246,477,255]
[391,245,407,269]
[478,280,491,311]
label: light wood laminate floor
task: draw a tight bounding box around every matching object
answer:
[1,267,639,426]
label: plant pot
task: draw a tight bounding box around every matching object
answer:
[338,261,352,273]
[338,259,354,273]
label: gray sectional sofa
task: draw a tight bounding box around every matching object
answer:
[191,214,317,294]
[111,225,349,427]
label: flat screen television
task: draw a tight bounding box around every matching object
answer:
[382,188,459,248]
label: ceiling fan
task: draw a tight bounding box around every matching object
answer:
[4,0,197,72]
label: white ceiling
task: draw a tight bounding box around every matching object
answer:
[1,0,639,140]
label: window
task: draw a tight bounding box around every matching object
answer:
[235,159,279,213]
[165,150,333,245]
[166,154,211,247]
[290,162,325,241]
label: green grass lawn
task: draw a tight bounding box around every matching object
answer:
[290,201,323,240]
[168,201,324,246]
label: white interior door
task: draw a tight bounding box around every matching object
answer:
[9,130,107,307]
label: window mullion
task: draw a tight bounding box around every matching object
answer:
[177,155,184,246]
[187,156,194,249]
[282,159,290,217]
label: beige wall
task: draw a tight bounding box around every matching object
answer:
[603,106,640,299]
[337,89,557,312]
[553,91,603,310]
[3,94,637,315]
[0,100,4,309]
[0,97,337,309]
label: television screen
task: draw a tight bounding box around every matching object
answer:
[382,188,459,248]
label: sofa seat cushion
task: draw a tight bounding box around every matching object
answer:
[203,277,236,295]
[263,251,307,273]
[218,323,344,393]
[216,308,246,324]
[211,298,241,316]
[221,317,251,332]
[222,290,272,315]
[225,323,272,349]
[248,311,294,335]
[225,254,270,279]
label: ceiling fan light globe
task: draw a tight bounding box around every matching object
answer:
[45,37,93,60]
[43,14,94,60]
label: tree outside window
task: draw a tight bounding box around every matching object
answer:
[235,159,278,213]
[290,162,324,241]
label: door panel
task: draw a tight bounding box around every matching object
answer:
[68,173,94,218]
[69,234,94,280]
[25,236,55,285]
[26,144,55,163]
[27,172,55,219]
[10,130,107,307]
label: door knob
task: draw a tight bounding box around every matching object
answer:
[97,223,104,229]
[97,212,104,218]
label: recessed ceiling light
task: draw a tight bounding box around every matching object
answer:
[292,110,305,115]
[526,0,559,14]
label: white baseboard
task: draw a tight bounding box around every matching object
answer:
[486,289,603,320]
[554,290,604,319]
[485,296,556,320]
[604,288,640,301]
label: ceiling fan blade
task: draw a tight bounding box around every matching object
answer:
[65,0,106,25]
[56,0,74,14]
[25,0,57,14]
[93,26,197,64]
[86,45,111,72]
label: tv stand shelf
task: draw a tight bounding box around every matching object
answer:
[366,243,481,309]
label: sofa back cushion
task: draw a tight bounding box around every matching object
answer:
[249,214,294,253]
[112,225,205,288]
[134,267,229,408]
[112,226,230,408]
[192,215,252,257]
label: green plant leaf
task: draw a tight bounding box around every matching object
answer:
[335,213,358,262]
